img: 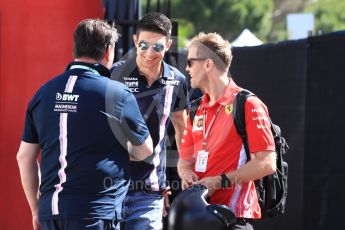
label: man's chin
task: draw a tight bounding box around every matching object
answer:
[191,81,198,89]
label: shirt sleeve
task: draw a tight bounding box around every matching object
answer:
[106,81,149,146]
[120,89,150,146]
[21,94,40,144]
[245,97,276,153]
[172,76,190,112]
[179,113,195,161]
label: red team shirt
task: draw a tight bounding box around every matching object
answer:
[180,79,275,219]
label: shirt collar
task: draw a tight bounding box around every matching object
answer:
[134,60,172,85]
[161,61,172,80]
[66,61,111,78]
[200,78,241,109]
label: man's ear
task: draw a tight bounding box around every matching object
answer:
[133,34,138,45]
[205,59,214,72]
[104,46,111,61]
[165,39,173,50]
[99,46,114,69]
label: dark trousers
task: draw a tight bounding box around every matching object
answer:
[40,218,117,230]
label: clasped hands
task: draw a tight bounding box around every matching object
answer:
[181,170,221,197]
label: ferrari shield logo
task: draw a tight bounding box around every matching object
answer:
[192,115,203,131]
[225,104,233,115]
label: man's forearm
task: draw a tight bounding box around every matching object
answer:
[127,136,153,161]
[17,142,41,216]
[171,109,187,151]
[177,159,194,178]
[174,131,182,151]
[17,158,40,215]
[225,151,277,185]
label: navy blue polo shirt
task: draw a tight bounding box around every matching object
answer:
[22,62,149,220]
[111,58,189,191]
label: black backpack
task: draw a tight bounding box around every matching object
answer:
[189,90,289,218]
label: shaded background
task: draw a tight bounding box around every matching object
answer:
[229,32,345,229]
[1,0,345,229]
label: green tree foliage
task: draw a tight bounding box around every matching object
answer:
[268,0,306,42]
[174,18,195,48]
[304,0,345,34]
[171,0,274,43]
[141,0,345,44]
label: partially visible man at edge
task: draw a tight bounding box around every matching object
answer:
[17,19,153,230]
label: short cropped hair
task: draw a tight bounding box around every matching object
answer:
[73,19,118,60]
[188,32,232,71]
[136,12,172,37]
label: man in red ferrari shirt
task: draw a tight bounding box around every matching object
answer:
[178,32,277,229]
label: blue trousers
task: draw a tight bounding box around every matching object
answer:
[118,191,164,230]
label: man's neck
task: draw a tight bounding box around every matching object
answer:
[74,57,98,64]
[205,73,230,106]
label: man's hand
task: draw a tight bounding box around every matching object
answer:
[162,186,172,217]
[162,192,171,217]
[32,215,40,230]
[196,176,221,197]
[181,170,199,190]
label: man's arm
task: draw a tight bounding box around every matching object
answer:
[198,150,276,194]
[171,109,187,150]
[228,150,277,183]
[16,141,41,230]
[177,159,199,189]
[127,136,153,161]
[109,86,153,161]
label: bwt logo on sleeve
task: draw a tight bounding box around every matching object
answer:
[56,92,80,102]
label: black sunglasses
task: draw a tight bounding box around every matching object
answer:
[138,41,165,52]
[186,58,207,68]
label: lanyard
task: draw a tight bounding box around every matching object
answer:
[70,65,101,76]
[202,105,222,149]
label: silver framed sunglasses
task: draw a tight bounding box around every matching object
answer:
[138,41,165,52]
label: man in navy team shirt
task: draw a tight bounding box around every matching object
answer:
[17,19,153,230]
[111,12,189,230]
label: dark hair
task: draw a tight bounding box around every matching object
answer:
[136,12,172,37]
[73,19,118,60]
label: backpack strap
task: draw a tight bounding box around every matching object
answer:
[189,96,204,125]
[233,90,255,162]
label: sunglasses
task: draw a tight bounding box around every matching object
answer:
[186,58,206,68]
[138,41,165,52]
